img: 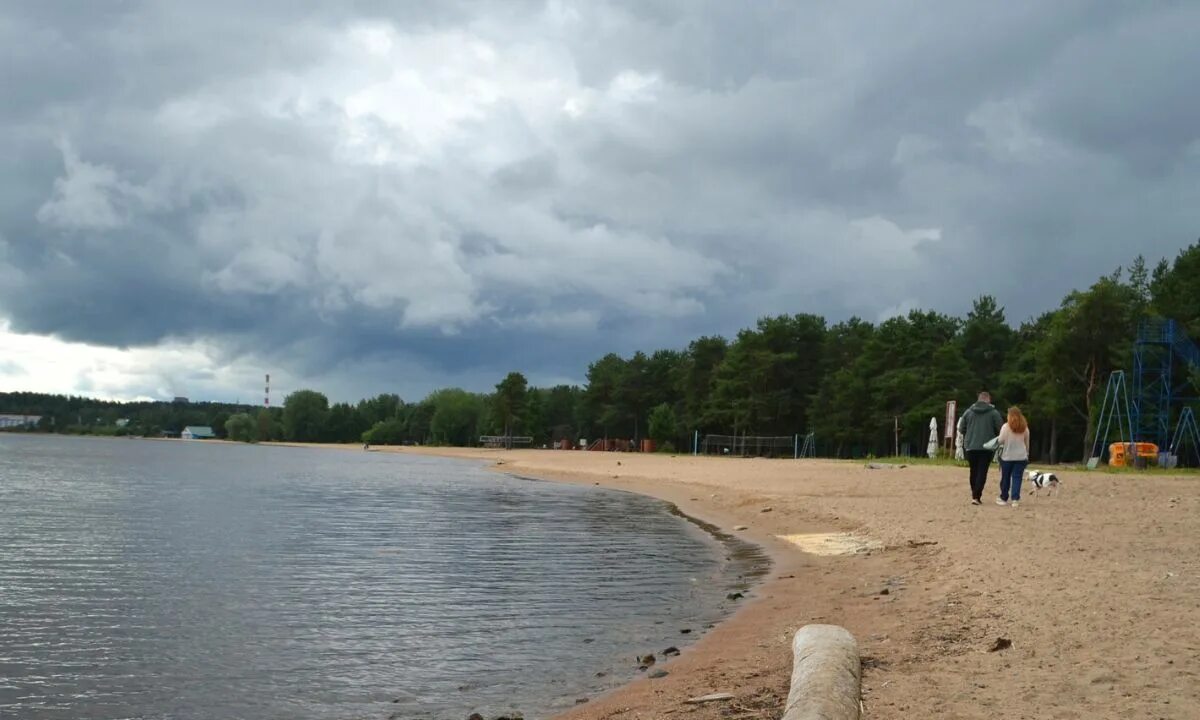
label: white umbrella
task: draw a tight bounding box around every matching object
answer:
[927,417,938,459]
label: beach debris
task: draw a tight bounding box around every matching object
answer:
[879,588,890,595]
[574,698,589,705]
[637,653,656,669]
[866,462,907,469]
[988,637,1012,652]
[583,638,594,643]
[663,646,680,656]
[680,628,692,634]
[649,669,669,679]
[726,592,744,601]
[760,506,773,513]
[906,539,938,548]
[734,525,748,531]
[684,693,735,705]
[617,461,621,466]
[595,671,607,677]
[467,714,484,720]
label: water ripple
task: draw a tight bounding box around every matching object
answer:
[0,435,765,720]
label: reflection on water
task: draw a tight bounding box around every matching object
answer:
[0,435,766,719]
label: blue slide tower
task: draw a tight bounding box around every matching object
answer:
[1132,318,1200,451]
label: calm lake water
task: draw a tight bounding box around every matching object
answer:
[0,434,765,720]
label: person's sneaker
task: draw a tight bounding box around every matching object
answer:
[1011,501,1019,508]
[995,498,1008,506]
[971,499,982,505]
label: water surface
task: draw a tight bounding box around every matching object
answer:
[0,435,763,719]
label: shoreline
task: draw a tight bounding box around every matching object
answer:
[373,446,1200,720]
[10,434,1198,717]
[387,448,917,720]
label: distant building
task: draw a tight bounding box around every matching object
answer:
[0,414,41,429]
[173,396,189,404]
[181,426,215,440]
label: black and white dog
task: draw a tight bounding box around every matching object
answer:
[1023,468,1062,497]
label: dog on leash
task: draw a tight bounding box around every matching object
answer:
[1023,468,1062,497]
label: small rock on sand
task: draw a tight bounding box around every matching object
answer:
[663,646,680,656]
[726,592,744,600]
[734,525,748,531]
[760,507,773,513]
[649,670,668,679]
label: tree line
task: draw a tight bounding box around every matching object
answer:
[4,243,1199,463]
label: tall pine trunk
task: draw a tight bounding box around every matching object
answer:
[1049,417,1058,464]
[1080,362,1098,462]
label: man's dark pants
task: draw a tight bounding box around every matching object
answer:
[966,449,993,501]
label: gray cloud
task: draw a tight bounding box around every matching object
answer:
[1,1,1199,401]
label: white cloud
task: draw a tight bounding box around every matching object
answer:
[3,2,1200,403]
[0,319,267,402]
[966,99,1061,163]
[36,140,128,230]
[878,299,918,322]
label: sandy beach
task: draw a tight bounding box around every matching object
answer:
[339,447,1200,720]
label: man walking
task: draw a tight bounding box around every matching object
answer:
[957,391,1004,505]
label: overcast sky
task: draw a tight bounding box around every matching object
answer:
[1,1,1199,403]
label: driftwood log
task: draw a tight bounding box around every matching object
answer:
[781,624,861,720]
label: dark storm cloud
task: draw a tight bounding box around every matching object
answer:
[1,1,1199,400]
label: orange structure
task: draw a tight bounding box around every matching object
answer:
[1108,442,1159,467]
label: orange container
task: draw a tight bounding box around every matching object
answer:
[1108,442,1158,467]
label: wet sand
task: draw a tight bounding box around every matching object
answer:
[353,447,1200,720]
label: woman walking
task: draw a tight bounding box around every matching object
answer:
[997,406,1030,507]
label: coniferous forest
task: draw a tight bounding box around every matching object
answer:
[5,244,1200,463]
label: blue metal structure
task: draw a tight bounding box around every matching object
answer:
[1132,318,1200,450]
[1089,370,1134,467]
[1168,406,1200,466]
